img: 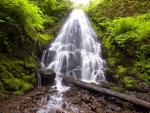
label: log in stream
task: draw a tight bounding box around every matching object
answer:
[62,76,150,110]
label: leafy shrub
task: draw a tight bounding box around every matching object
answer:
[4,78,33,93]
[32,0,72,24]
[88,0,150,90]
[4,78,23,91]
[0,0,45,34]
[21,82,33,92]
[88,0,150,19]
[123,77,135,89]
[116,66,127,75]
[35,33,54,46]
[112,18,137,36]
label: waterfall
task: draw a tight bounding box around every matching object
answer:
[37,9,106,113]
[42,9,106,88]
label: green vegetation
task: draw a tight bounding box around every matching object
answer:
[0,0,149,96]
[88,0,150,91]
[0,0,72,95]
[123,77,135,90]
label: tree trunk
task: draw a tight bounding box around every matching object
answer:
[62,76,150,109]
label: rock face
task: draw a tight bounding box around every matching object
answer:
[39,69,56,86]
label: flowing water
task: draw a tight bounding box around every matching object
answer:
[37,9,106,113]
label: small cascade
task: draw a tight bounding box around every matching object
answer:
[37,72,41,88]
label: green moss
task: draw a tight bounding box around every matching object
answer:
[107,57,117,67]
[13,91,23,96]
[0,81,4,91]
[4,77,34,93]
[4,78,23,91]
[0,55,37,93]
[116,66,127,76]
[123,77,135,90]
[21,83,33,92]
[22,75,36,84]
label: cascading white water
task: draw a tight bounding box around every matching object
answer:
[37,9,106,113]
[42,9,106,86]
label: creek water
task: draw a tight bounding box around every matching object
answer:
[37,9,106,113]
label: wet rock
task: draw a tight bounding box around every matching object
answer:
[136,82,149,93]
[96,107,103,113]
[105,109,113,113]
[51,106,65,113]
[61,103,66,109]
[81,95,90,103]
[91,105,96,112]
[107,104,122,112]
[105,69,117,83]
[0,107,3,113]
[39,69,56,86]
[92,100,102,108]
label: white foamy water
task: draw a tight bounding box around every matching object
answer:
[37,9,106,113]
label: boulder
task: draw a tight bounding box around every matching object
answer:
[38,69,56,86]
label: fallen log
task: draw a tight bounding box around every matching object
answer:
[62,76,150,109]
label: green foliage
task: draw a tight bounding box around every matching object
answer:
[104,14,150,58]
[116,66,127,76]
[88,0,150,19]
[101,14,150,86]
[35,33,54,46]
[134,60,150,83]
[112,18,137,36]
[0,55,37,93]
[4,77,33,93]
[107,57,117,67]
[21,82,33,92]
[0,0,72,95]
[123,77,135,89]
[32,0,72,25]
[0,0,45,34]
[88,0,150,90]
[4,78,23,91]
